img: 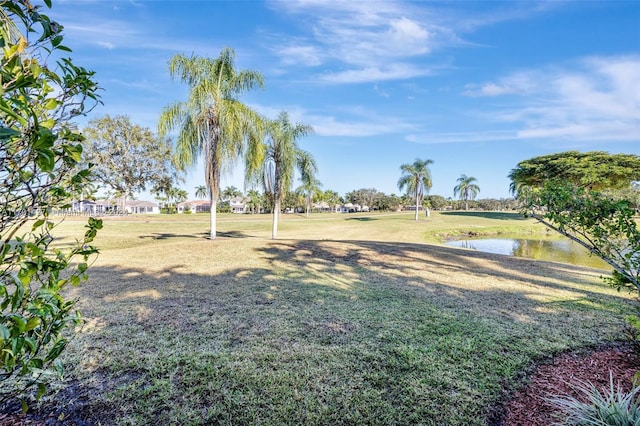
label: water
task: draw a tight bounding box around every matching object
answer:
[445,237,610,269]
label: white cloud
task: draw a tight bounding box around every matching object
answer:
[277,44,324,66]
[406,130,517,144]
[97,41,115,50]
[321,64,433,84]
[253,102,414,137]
[462,55,640,143]
[267,0,451,82]
[373,84,389,98]
[268,0,561,84]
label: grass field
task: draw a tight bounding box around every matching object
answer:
[39,211,636,425]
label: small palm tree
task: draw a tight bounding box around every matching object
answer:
[158,47,264,239]
[246,111,316,239]
[221,185,242,202]
[245,189,263,214]
[453,174,480,210]
[296,175,322,218]
[398,158,434,221]
[194,185,207,200]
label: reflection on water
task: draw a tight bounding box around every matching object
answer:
[445,238,609,269]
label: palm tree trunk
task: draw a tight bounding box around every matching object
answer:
[272,200,280,239]
[414,193,419,221]
[209,198,217,239]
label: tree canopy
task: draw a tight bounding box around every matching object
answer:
[510,151,640,291]
[509,151,640,194]
[82,115,178,207]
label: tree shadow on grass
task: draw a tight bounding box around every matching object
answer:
[17,238,636,425]
[138,230,250,240]
[216,230,251,238]
[441,211,526,221]
[345,217,378,222]
[139,232,210,240]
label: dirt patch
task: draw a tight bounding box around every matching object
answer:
[499,343,640,425]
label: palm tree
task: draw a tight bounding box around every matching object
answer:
[453,174,480,210]
[158,47,264,239]
[246,111,316,239]
[245,189,263,214]
[397,158,434,221]
[221,185,242,202]
[194,185,207,199]
[322,190,342,212]
[296,175,322,218]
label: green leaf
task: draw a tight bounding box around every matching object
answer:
[32,219,46,230]
[24,336,37,352]
[43,98,58,110]
[10,315,27,333]
[0,324,10,341]
[25,317,41,331]
[37,383,47,400]
[0,127,20,139]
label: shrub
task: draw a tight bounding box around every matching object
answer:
[547,372,640,425]
[0,0,101,407]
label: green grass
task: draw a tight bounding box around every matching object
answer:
[37,211,636,425]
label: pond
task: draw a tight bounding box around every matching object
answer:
[445,237,610,269]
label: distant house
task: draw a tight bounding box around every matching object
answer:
[177,200,211,214]
[312,201,332,212]
[68,199,159,215]
[229,196,248,214]
[125,200,160,214]
[336,203,366,213]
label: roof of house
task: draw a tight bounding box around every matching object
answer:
[178,200,210,207]
[88,199,158,207]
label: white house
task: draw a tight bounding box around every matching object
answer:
[69,199,159,215]
[229,196,248,214]
[124,200,160,214]
[177,200,211,214]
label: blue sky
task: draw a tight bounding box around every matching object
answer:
[49,0,640,200]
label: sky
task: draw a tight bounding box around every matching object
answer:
[47,0,640,201]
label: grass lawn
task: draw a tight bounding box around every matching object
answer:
[39,211,636,425]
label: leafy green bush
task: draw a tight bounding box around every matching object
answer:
[547,372,640,425]
[0,0,101,406]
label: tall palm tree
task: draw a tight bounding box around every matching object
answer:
[453,174,480,210]
[398,158,434,221]
[194,185,207,199]
[158,47,264,239]
[246,111,316,239]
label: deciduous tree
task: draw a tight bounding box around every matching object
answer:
[82,115,177,210]
[510,151,640,291]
